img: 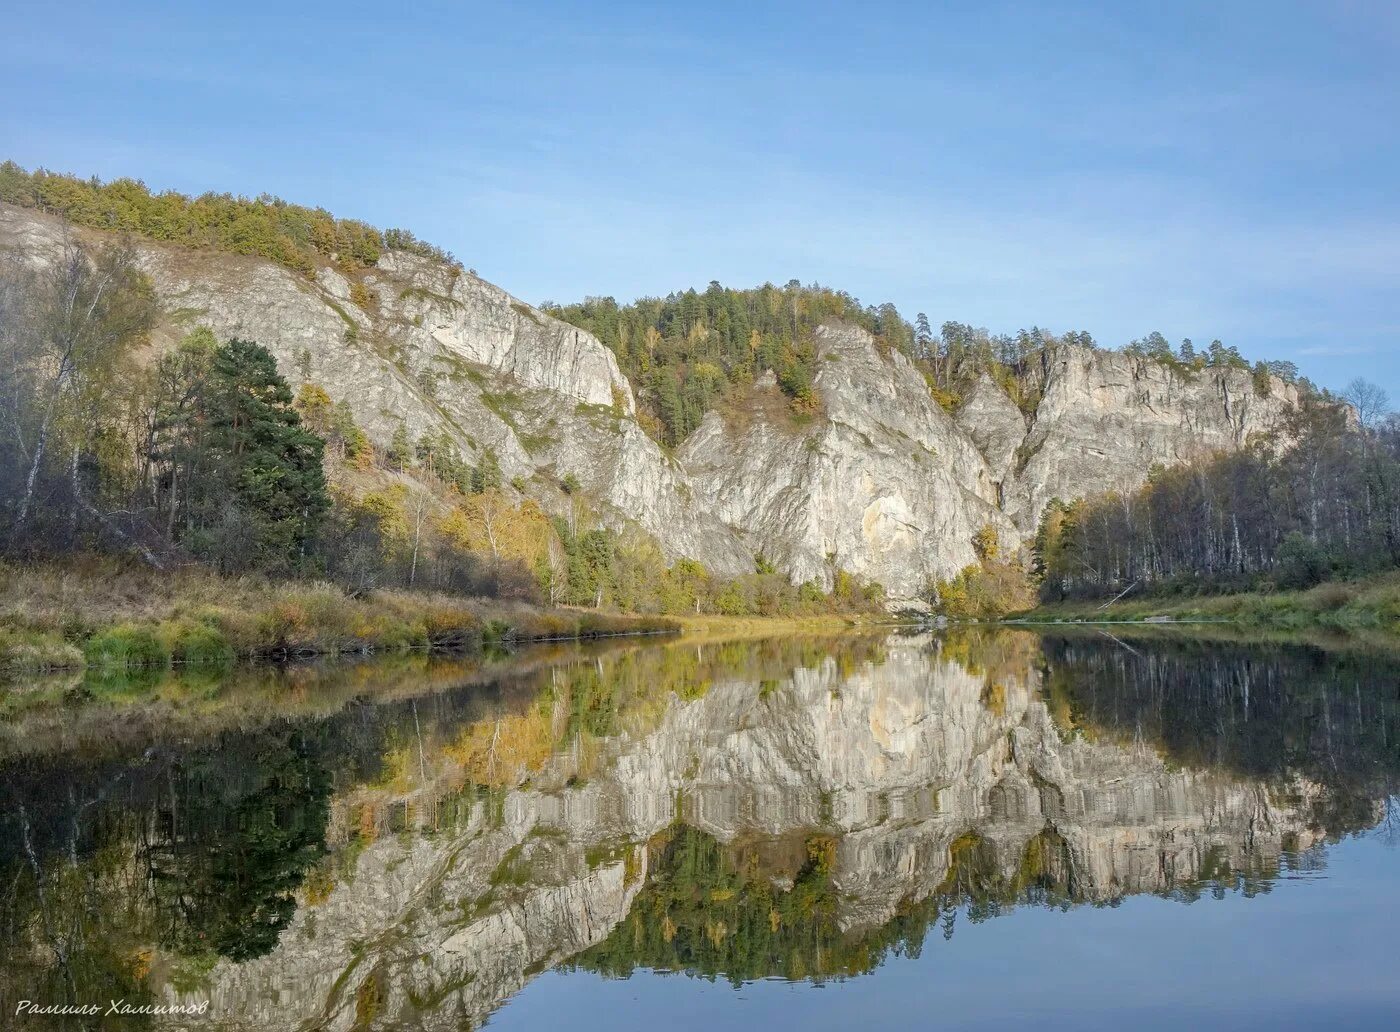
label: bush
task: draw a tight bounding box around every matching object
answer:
[1276,532,1330,590]
[164,620,234,667]
[85,624,169,670]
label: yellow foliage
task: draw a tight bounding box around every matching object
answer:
[349,281,374,311]
[438,492,554,565]
[359,486,410,540]
[931,529,1036,620]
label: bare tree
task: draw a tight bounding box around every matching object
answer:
[408,490,431,587]
[1344,377,1390,431]
[2,234,156,545]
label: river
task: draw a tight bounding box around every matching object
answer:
[2,628,1398,1029]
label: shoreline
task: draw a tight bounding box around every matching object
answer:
[1005,572,1400,634]
[0,558,683,685]
[0,559,893,686]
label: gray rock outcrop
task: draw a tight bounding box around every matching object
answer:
[0,204,1301,604]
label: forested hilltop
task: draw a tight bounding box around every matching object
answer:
[0,160,458,272]
[546,292,1320,448]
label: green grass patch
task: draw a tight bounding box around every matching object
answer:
[510,301,543,326]
[517,431,558,454]
[84,623,169,670]
[479,389,522,429]
[163,619,235,667]
[1018,572,1400,633]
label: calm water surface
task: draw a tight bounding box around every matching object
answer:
[2,629,1398,1030]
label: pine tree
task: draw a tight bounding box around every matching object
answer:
[914,312,933,361]
[195,338,329,572]
[387,422,412,471]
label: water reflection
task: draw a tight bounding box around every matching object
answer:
[1,630,1396,1029]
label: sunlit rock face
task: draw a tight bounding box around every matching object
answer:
[154,635,1332,1031]
[678,326,1014,599]
[1001,345,1300,532]
[0,205,1298,602]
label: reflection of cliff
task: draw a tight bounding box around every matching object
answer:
[143,632,1379,1031]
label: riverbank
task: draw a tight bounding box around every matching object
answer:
[0,558,676,682]
[1013,572,1400,631]
[671,612,899,641]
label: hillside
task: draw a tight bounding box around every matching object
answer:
[0,181,1303,607]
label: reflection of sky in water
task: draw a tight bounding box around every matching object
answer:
[495,831,1400,1032]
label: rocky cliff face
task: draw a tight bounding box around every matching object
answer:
[0,204,1300,604]
[680,326,1015,593]
[999,346,1300,531]
[151,633,1334,1030]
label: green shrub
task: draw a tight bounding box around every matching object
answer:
[84,624,169,670]
[164,620,234,667]
[482,619,513,644]
[1276,532,1330,590]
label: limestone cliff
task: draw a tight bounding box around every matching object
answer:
[679,326,1015,593]
[0,204,1301,604]
[1001,345,1300,531]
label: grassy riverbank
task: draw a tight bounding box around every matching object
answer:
[1014,572,1400,631]
[0,558,676,681]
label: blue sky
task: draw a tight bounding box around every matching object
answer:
[3,1,1397,398]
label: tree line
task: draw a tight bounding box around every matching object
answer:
[0,161,458,276]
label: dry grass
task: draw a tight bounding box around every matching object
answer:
[714,378,825,439]
[0,557,676,679]
[672,612,889,643]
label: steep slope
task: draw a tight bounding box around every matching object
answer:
[0,203,1303,605]
[0,203,752,575]
[680,325,1015,593]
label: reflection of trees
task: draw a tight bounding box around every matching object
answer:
[571,825,1084,986]
[573,825,858,986]
[147,732,331,961]
[572,827,1082,986]
[573,827,1084,987]
[572,809,1334,989]
[0,729,331,1021]
[1037,634,1400,829]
